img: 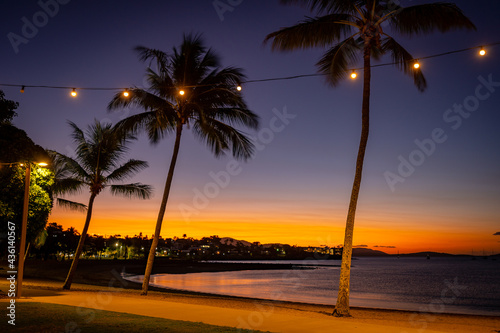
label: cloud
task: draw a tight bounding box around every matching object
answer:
[354,244,368,248]
[494,232,500,236]
[374,245,396,248]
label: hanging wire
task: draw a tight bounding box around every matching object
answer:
[0,41,498,93]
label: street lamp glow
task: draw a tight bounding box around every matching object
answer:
[479,47,486,56]
[350,71,357,79]
[413,61,420,69]
[123,90,130,97]
[236,85,242,91]
[38,162,48,167]
[71,88,77,97]
[179,90,185,96]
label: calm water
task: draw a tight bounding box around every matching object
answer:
[124,257,500,316]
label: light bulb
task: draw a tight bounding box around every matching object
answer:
[20,85,25,93]
[123,90,129,97]
[479,47,486,56]
[236,85,242,91]
[179,90,185,96]
[413,61,420,69]
[350,71,357,79]
[71,88,77,97]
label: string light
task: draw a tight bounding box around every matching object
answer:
[0,42,497,96]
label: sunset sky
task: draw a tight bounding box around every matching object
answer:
[1,1,499,254]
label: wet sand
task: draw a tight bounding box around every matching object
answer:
[1,260,499,332]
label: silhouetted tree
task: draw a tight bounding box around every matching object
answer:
[265,0,475,316]
[54,120,152,290]
[108,34,260,295]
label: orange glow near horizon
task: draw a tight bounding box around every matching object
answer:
[48,194,499,255]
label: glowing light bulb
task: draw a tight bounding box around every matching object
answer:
[123,90,129,97]
[236,85,242,91]
[479,47,486,56]
[350,71,357,79]
[413,61,420,69]
[20,85,25,93]
[71,88,77,97]
[179,90,185,96]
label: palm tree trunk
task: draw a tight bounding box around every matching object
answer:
[141,123,183,295]
[333,45,371,317]
[62,193,97,290]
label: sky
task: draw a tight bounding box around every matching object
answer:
[1,0,499,254]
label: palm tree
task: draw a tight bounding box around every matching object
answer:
[56,120,153,290]
[265,0,475,316]
[108,34,260,295]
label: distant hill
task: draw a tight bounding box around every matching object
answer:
[220,237,252,247]
[398,251,457,258]
[352,248,390,257]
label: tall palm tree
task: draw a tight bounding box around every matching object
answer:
[265,0,475,316]
[56,120,153,290]
[108,34,260,295]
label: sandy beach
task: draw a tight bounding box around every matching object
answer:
[1,260,499,332]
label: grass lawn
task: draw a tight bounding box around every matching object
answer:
[5,302,269,333]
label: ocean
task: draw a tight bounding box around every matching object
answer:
[123,257,500,316]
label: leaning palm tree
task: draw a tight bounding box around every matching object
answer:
[265,0,475,316]
[57,120,153,290]
[108,34,260,295]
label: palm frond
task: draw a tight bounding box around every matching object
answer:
[135,46,169,73]
[205,108,260,130]
[51,152,91,182]
[110,183,153,200]
[264,14,356,51]
[56,198,87,212]
[390,3,476,36]
[106,159,149,182]
[109,90,178,144]
[381,36,427,92]
[193,118,255,161]
[52,177,86,196]
[316,36,362,86]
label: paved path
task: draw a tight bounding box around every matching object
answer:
[6,287,446,333]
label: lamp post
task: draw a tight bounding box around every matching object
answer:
[0,161,48,298]
[16,162,31,298]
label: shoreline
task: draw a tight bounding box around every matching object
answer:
[1,278,499,333]
[1,259,500,332]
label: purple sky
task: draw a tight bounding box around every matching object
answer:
[1,0,499,252]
